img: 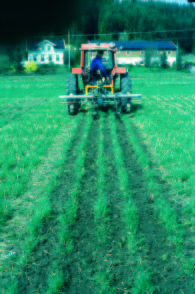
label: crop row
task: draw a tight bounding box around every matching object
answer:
[45,113,93,294]
[110,112,155,293]
[123,119,194,279]
[92,113,113,291]
[94,113,109,245]
[134,95,195,197]
[2,114,82,294]
[0,104,70,226]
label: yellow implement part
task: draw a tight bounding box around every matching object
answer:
[85,84,114,95]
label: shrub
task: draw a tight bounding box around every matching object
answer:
[36,63,62,75]
[176,44,183,70]
[64,49,80,66]
[24,62,38,73]
[184,61,195,69]
[160,52,168,68]
[172,61,176,69]
[145,49,152,68]
[0,55,15,75]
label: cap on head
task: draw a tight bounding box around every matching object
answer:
[97,50,104,57]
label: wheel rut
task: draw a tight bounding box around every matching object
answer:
[16,116,87,294]
[130,118,195,288]
[59,119,99,294]
[116,119,192,294]
[101,116,135,292]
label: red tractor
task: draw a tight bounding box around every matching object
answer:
[59,42,141,119]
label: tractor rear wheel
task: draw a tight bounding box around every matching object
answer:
[66,74,80,115]
[121,72,132,93]
[121,73,132,113]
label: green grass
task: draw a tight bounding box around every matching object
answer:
[129,68,195,199]
[0,69,195,293]
[124,68,195,281]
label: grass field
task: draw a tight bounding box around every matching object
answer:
[0,68,195,294]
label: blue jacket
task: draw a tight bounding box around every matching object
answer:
[90,55,109,78]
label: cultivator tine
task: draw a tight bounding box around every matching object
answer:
[114,94,120,118]
[92,95,98,120]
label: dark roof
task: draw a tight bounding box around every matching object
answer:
[28,39,65,50]
[88,40,176,50]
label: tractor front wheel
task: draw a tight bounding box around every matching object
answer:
[66,74,80,115]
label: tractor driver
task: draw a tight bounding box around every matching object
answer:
[90,50,110,84]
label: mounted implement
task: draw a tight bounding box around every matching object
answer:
[59,42,142,119]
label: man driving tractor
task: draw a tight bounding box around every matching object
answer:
[59,42,141,118]
[90,50,110,84]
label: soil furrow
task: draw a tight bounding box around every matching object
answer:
[59,119,99,294]
[16,116,87,294]
[102,116,135,292]
[116,119,192,294]
[129,119,184,212]
[130,118,195,281]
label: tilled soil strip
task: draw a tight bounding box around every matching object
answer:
[116,119,192,294]
[15,116,87,294]
[129,119,184,212]
[60,115,136,294]
[59,119,99,293]
[102,116,136,292]
[129,118,195,289]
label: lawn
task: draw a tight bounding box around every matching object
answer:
[0,68,194,294]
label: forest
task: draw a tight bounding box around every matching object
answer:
[67,0,195,53]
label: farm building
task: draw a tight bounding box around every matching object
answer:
[88,40,177,66]
[23,39,65,65]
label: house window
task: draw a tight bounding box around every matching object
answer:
[126,51,131,55]
[49,55,52,62]
[33,55,37,62]
[41,55,44,62]
[168,51,171,54]
[29,55,33,61]
[48,46,51,51]
[56,55,59,62]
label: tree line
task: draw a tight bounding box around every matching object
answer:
[1,0,195,73]
[68,0,195,53]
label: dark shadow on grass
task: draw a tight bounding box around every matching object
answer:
[79,108,88,113]
[98,104,113,113]
[131,103,143,114]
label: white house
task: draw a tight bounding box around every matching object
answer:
[25,39,65,65]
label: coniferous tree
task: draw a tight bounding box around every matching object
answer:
[118,31,129,41]
[145,49,152,68]
[176,43,183,70]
